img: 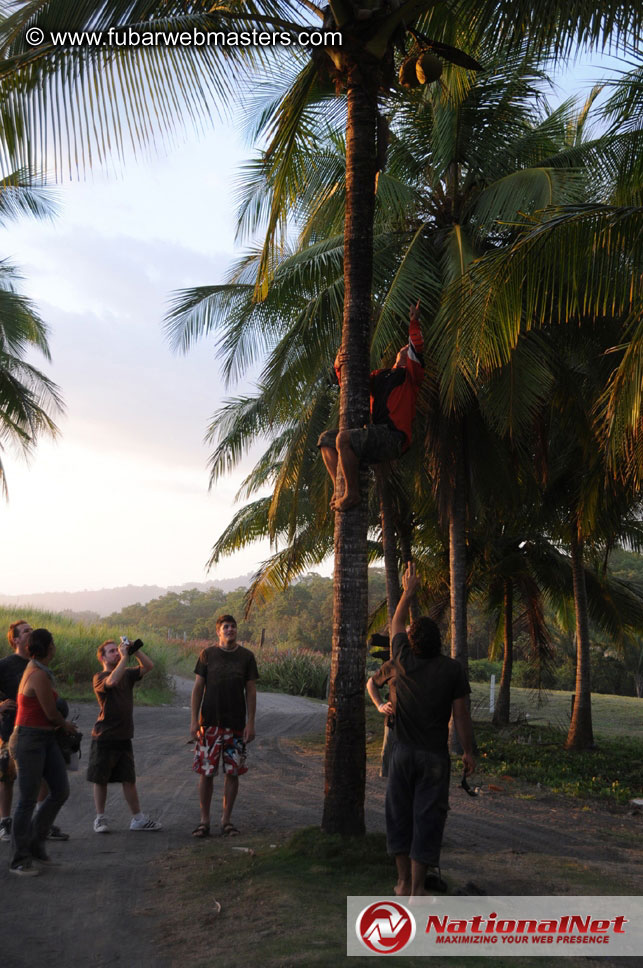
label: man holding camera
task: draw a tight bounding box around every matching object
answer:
[87,638,162,833]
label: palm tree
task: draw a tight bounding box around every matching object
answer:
[435,58,643,748]
[7,0,639,832]
[0,170,63,495]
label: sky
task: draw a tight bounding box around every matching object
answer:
[0,125,276,594]
[0,48,631,596]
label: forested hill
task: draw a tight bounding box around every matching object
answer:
[105,571,388,652]
[0,574,255,618]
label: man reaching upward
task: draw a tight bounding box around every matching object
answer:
[368,563,475,898]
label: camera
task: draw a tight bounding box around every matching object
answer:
[120,635,143,656]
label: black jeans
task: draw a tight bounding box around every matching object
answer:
[10,726,69,866]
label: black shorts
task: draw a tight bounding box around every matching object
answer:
[86,739,136,785]
[385,741,451,866]
[317,425,405,464]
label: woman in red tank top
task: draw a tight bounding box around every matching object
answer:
[9,628,78,876]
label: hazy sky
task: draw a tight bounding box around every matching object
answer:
[0,51,628,595]
[0,125,276,594]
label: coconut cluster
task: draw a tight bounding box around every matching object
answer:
[398,51,443,88]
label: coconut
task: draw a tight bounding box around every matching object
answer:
[399,56,421,88]
[416,52,443,84]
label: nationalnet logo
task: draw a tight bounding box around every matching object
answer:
[347,897,643,957]
[425,911,627,947]
[356,901,416,954]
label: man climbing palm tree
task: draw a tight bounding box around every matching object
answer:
[318,300,424,511]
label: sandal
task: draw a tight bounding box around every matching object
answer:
[221,822,240,837]
[192,823,210,838]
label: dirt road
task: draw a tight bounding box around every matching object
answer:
[1,680,640,967]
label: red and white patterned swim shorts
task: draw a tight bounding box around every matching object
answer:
[192,726,248,777]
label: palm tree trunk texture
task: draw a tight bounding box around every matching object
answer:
[376,466,401,635]
[492,580,513,726]
[322,70,377,836]
[566,527,595,750]
[449,458,468,674]
[448,440,468,753]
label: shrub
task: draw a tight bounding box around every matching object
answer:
[468,659,502,682]
[256,647,330,699]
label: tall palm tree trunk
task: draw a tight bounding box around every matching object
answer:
[376,465,401,633]
[566,527,595,750]
[448,436,468,752]
[449,453,468,674]
[493,580,513,726]
[322,70,377,835]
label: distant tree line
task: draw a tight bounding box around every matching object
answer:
[105,560,643,697]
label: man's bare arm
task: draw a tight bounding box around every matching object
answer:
[104,642,131,687]
[135,649,154,678]
[367,676,393,717]
[452,696,475,775]
[244,679,257,744]
[190,674,206,740]
[391,561,421,639]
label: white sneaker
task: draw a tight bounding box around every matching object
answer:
[0,818,11,842]
[93,815,109,834]
[130,816,162,831]
[10,861,40,877]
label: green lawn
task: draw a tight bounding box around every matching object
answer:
[470,681,643,740]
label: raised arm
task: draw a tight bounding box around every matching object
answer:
[407,300,425,373]
[104,640,131,688]
[134,647,154,678]
[391,561,421,639]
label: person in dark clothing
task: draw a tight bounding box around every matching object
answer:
[0,621,70,844]
[87,638,162,833]
[190,614,258,838]
[318,301,424,511]
[9,628,78,875]
[369,563,475,898]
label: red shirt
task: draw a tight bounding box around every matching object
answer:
[16,690,58,729]
[335,314,425,450]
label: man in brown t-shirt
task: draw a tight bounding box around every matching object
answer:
[87,638,162,833]
[190,614,258,838]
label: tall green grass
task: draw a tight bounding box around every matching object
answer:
[0,607,170,701]
[256,647,330,698]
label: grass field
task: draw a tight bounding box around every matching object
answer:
[156,826,638,968]
[469,681,643,740]
[0,606,174,703]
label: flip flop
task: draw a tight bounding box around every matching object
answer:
[192,823,210,838]
[221,822,240,837]
[425,871,448,893]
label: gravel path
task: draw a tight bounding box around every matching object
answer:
[2,679,640,967]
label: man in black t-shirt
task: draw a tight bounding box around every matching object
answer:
[190,614,258,838]
[87,639,162,834]
[369,563,475,898]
